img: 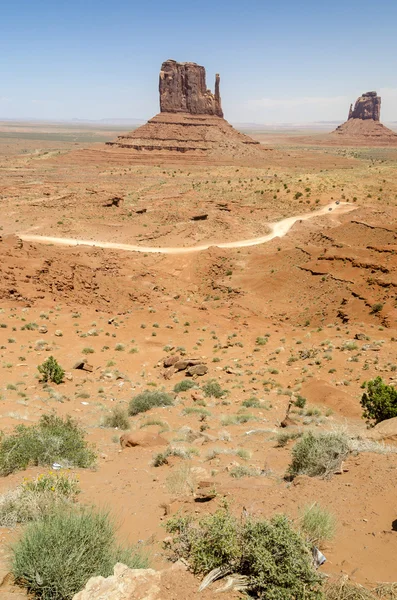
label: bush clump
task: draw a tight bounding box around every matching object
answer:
[0,413,96,476]
[173,380,196,393]
[286,431,350,479]
[128,390,173,416]
[0,473,80,527]
[201,379,227,399]
[360,377,397,426]
[103,406,130,430]
[37,356,65,385]
[12,508,148,600]
[165,504,322,599]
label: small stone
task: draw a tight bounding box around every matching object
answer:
[38,325,48,334]
[54,330,63,337]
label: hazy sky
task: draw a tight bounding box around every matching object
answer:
[2,0,397,123]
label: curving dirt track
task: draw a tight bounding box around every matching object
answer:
[19,202,355,255]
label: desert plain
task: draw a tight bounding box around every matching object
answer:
[1,115,397,599]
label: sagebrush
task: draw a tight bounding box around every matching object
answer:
[287,431,350,479]
[0,413,96,476]
[128,390,173,415]
[12,507,148,600]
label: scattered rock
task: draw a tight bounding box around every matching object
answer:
[355,333,367,340]
[38,325,48,334]
[190,214,208,221]
[173,358,201,372]
[72,360,93,372]
[72,564,161,600]
[103,197,123,207]
[163,355,180,368]
[54,330,63,337]
[195,480,217,502]
[120,432,168,449]
[186,364,208,376]
[191,389,204,402]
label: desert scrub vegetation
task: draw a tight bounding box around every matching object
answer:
[12,507,148,600]
[128,389,173,416]
[102,405,129,430]
[0,473,79,527]
[152,446,198,467]
[0,413,96,476]
[300,503,336,547]
[173,379,197,393]
[165,504,322,599]
[37,356,64,385]
[286,431,350,479]
[360,376,397,425]
[275,430,302,447]
[202,379,227,398]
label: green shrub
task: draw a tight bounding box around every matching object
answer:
[300,503,336,547]
[370,303,384,314]
[37,356,64,385]
[242,397,261,408]
[103,406,129,430]
[229,465,260,478]
[360,377,397,425]
[0,473,79,527]
[286,431,349,479]
[128,390,173,416]
[275,430,302,447]
[12,508,148,600]
[0,413,96,476]
[202,379,227,398]
[294,395,307,409]
[173,380,196,393]
[165,505,322,599]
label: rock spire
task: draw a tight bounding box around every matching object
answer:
[159,59,223,117]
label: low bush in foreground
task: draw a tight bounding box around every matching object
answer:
[0,473,79,527]
[300,503,336,547]
[286,431,350,479]
[128,390,173,416]
[12,508,148,600]
[0,413,96,476]
[165,504,322,599]
[360,377,397,426]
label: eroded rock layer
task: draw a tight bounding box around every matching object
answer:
[107,60,267,163]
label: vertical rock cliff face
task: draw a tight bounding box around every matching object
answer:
[348,91,381,121]
[159,59,223,117]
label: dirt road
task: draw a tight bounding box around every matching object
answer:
[19,202,355,254]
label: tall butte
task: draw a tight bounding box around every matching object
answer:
[329,91,397,145]
[107,59,268,163]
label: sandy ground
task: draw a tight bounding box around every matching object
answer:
[1,123,397,598]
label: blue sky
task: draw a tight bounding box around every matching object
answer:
[1,0,397,123]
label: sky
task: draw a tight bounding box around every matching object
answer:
[1,0,397,124]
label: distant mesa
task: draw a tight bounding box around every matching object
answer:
[330,91,397,145]
[107,59,268,162]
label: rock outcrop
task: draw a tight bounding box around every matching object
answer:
[329,90,397,146]
[107,59,268,164]
[348,91,381,121]
[159,59,223,117]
